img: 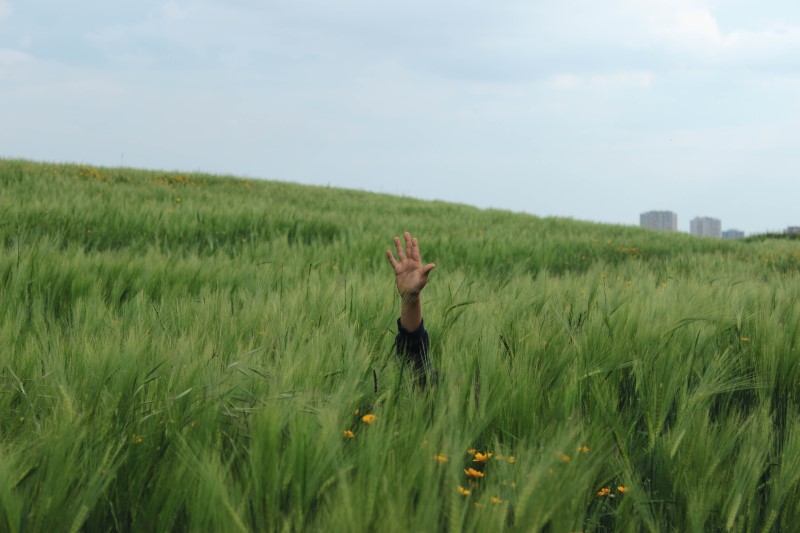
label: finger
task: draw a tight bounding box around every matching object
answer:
[386,249,399,269]
[420,263,436,285]
[404,232,412,257]
[394,236,405,259]
[410,237,421,261]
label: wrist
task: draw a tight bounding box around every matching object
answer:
[400,294,423,331]
[400,290,421,302]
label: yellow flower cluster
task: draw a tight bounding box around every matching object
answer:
[463,449,492,484]
[459,448,512,506]
[464,467,484,479]
[342,409,377,439]
[596,486,628,497]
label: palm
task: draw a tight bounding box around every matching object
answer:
[394,257,427,295]
[387,233,435,296]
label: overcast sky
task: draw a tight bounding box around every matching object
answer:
[2,0,799,234]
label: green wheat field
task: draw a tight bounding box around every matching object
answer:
[2,159,800,532]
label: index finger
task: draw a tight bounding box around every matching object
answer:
[386,248,399,268]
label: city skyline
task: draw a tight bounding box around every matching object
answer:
[639,210,796,237]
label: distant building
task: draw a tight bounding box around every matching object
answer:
[690,217,722,238]
[787,226,800,235]
[722,229,744,240]
[640,211,678,231]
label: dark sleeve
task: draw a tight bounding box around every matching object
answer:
[395,318,431,384]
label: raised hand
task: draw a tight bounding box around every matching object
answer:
[386,232,436,298]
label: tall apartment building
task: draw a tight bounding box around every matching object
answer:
[640,211,678,231]
[690,217,722,238]
[722,229,744,240]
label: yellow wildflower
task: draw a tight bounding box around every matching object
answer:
[617,485,628,493]
[433,454,449,463]
[458,486,471,496]
[467,448,477,455]
[473,452,493,463]
[740,337,750,342]
[343,430,355,439]
[506,456,516,464]
[131,434,143,445]
[596,487,611,497]
[361,414,377,424]
[490,497,503,504]
[464,467,484,479]
[559,452,571,463]
[577,445,589,454]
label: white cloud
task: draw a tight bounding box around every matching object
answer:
[620,0,800,65]
[721,26,800,58]
[550,74,582,90]
[86,1,290,68]
[549,71,654,90]
[0,0,11,20]
[754,73,800,90]
[0,48,31,64]
[617,0,722,44]
[670,7,723,45]
[592,71,654,88]
[105,53,155,68]
[160,1,189,21]
[0,48,34,79]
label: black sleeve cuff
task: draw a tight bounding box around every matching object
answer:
[395,318,431,377]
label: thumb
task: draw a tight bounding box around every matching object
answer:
[422,263,436,277]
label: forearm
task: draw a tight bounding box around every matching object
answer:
[399,293,423,332]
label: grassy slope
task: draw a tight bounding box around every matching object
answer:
[2,159,800,532]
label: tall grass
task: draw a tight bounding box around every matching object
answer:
[2,159,800,531]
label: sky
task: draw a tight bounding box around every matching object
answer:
[2,0,800,234]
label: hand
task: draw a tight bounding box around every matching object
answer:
[386,232,436,298]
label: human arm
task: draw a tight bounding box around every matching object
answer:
[387,232,436,384]
[386,232,436,331]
